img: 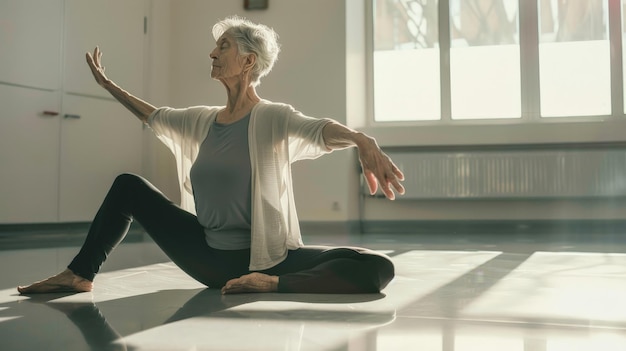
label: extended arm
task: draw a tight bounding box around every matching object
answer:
[86,47,156,123]
[322,121,405,200]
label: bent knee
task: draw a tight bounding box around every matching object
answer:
[111,173,146,192]
[114,173,142,186]
[373,255,395,291]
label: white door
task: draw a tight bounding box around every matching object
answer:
[0,0,63,90]
[0,0,64,223]
[0,0,147,223]
[0,85,61,223]
[59,0,146,222]
[58,95,143,222]
[63,0,146,98]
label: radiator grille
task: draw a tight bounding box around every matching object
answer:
[372,149,626,199]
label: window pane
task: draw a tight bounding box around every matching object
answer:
[449,0,521,120]
[373,0,440,122]
[539,0,610,117]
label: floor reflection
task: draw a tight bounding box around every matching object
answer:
[1,233,626,350]
[0,273,393,351]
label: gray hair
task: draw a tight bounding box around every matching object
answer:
[212,16,280,86]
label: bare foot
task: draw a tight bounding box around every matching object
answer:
[17,269,93,294]
[221,273,279,294]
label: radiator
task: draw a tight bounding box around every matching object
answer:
[367,149,626,199]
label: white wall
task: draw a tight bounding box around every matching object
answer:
[143,0,179,203]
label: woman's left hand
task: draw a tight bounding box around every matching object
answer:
[357,137,405,200]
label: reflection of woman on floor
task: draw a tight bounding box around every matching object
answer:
[47,302,127,351]
[31,288,391,350]
[18,16,405,295]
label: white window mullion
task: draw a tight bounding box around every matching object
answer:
[609,0,623,116]
[519,0,541,121]
[439,0,452,122]
[366,0,375,126]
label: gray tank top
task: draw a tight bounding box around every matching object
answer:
[190,113,252,249]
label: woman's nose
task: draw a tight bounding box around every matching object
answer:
[209,47,218,59]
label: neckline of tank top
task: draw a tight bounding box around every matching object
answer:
[214,112,252,127]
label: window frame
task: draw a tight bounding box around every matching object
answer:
[365,0,626,142]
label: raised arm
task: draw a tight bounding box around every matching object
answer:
[322,121,405,200]
[86,47,156,123]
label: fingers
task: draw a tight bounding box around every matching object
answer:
[364,171,378,195]
[221,282,234,294]
[370,168,393,200]
[96,48,103,68]
[390,164,406,195]
[380,180,396,201]
[86,47,109,87]
[365,170,398,200]
[364,162,405,200]
[92,47,100,67]
[392,164,405,181]
[390,179,405,198]
[86,53,97,75]
[221,277,238,294]
[86,47,103,68]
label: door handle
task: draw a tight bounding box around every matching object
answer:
[42,110,59,116]
[64,114,81,119]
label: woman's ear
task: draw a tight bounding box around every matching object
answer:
[243,53,256,73]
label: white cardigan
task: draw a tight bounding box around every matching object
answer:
[148,100,333,270]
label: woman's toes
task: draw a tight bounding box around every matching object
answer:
[17,270,93,294]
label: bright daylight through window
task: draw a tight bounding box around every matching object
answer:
[372,0,618,123]
[539,0,610,117]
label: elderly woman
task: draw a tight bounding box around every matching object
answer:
[18,16,405,295]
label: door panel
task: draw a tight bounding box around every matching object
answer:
[0,0,63,90]
[64,0,145,98]
[0,85,61,223]
[59,94,143,222]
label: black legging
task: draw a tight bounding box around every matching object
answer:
[68,173,395,293]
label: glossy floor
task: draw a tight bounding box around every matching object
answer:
[1,230,626,350]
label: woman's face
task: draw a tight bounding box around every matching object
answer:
[210,33,246,82]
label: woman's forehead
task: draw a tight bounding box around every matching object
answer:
[216,32,234,44]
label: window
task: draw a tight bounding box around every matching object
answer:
[373,0,441,121]
[450,0,520,119]
[539,0,610,117]
[371,0,621,123]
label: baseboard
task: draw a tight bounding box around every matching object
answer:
[299,221,361,234]
[3,219,625,251]
[360,219,626,235]
[300,219,626,235]
[0,222,146,251]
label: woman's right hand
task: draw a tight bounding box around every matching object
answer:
[84,46,157,122]
[86,47,110,87]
